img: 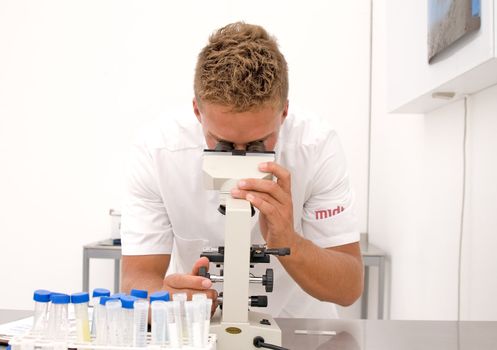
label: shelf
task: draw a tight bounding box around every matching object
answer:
[387,0,496,114]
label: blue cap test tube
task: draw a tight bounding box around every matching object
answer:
[95,296,117,345]
[47,293,70,341]
[150,291,170,346]
[90,288,110,337]
[130,289,148,299]
[106,298,123,346]
[71,292,91,343]
[121,296,137,347]
[31,290,51,336]
[132,299,149,347]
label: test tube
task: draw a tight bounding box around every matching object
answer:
[204,298,212,345]
[185,300,206,348]
[71,292,91,342]
[120,296,137,347]
[130,288,148,299]
[106,298,123,346]
[150,290,170,303]
[192,293,206,302]
[47,293,70,341]
[132,299,149,347]
[90,288,110,337]
[172,292,187,342]
[31,289,51,335]
[165,300,182,348]
[151,300,167,346]
[95,296,116,345]
[150,291,170,345]
[191,294,211,346]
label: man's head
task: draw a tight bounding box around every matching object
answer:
[193,22,289,151]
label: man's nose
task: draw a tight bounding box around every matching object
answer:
[233,144,246,151]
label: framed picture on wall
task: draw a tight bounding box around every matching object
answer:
[428,0,481,63]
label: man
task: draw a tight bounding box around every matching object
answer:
[121,22,363,318]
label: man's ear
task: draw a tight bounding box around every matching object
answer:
[192,98,202,123]
[281,100,289,124]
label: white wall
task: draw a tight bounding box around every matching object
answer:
[370,0,497,320]
[0,0,371,311]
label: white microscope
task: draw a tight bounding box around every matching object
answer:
[200,140,290,350]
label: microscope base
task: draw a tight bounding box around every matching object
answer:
[210,310,281,350]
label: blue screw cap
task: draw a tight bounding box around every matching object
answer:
[110,293,126,299]
[33,290,51,303]
[71,292,90,304]
[99,296,119,306]
[50,293,70,304]
[92,288,111,298]
[121,296,137,309]
[130,289,148,299]
[150,291,170,303]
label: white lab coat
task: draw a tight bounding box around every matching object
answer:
[121,108,359,318]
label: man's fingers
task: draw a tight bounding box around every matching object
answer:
[245,193,277,218]
[231,189,279,208]
[165,273,212,290]
[259,162,292,193]
[236,178,288,204]
[191,256,210,275]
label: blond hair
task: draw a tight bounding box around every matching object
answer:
[194,22,288,112]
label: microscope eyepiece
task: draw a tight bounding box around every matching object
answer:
[246,140,266,153]
[214,141,234,152]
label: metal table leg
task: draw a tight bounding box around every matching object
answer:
[83,248,89,292]
[361,265,370,319]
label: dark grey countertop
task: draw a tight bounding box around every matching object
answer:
[1,310,496,349]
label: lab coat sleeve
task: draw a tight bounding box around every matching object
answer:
[120,137,173,255]
[301,130,359,248]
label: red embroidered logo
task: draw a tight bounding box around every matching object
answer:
[315,206,344,220]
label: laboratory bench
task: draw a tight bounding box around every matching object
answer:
[83,234,387,319]
[1,309,497,350]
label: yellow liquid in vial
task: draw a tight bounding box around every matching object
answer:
[77,319,91,342]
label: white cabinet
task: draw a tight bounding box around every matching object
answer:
[387,0,497,113]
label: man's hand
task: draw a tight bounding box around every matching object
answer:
[230,161,298,248]
[163,257,218,315]
[163,257,218,305]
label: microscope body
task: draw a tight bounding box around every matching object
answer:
[202,146,284,350]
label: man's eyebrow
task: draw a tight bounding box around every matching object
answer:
[208,131,274,143]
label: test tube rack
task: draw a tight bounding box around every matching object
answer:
[8,332,217,350]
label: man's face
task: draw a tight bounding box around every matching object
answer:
[193,99,288,151]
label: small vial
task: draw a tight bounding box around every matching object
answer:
[106,298,123,346]
[185,300,205,348]
[150,290,170,303]
[95,296,116,345]
[165,300,182,348]
[172,292,187,342]
[132,299,149,347]
[130,288,148,299]
[150,291,170,345]
[151,300,168,346]
[47,293,70,341]
[204,298,212,345]
[31,289,51,335]
[90,288,110,337]
[192,293,207,302]
[120,296,137,346]
[71,292,91,342]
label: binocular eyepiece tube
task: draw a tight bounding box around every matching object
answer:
[214,140,266,153]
